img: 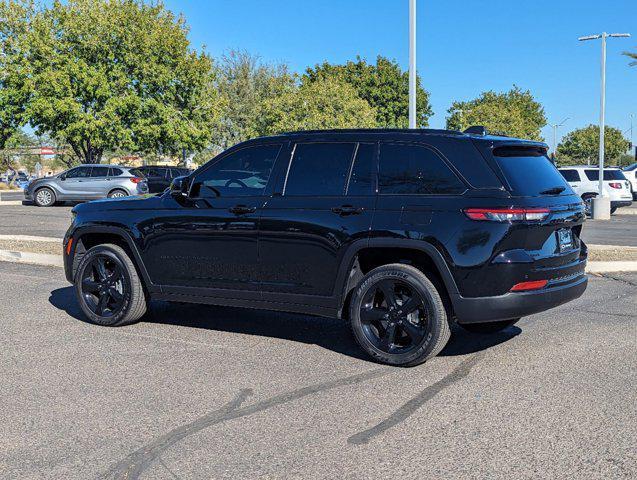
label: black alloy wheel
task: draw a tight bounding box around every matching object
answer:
[350,264,451,367]
[359,278,429,355]
[74,244,147,326]
[81,254,127,318]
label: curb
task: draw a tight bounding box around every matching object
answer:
[1,249,636,274]
[0,200,25,206]
[0,249,64,268]
[0,234,63,243]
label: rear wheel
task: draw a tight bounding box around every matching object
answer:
[349,264,450,367]
[74,243,147,326]
[107,189,128,198]
[610,207,617,214]
[460,319,520,334]
[34,187,56,207]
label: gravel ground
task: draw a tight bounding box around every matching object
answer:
[1,262,635,479]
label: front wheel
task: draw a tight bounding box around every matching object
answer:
[349,264,451,367]
[74,243,147,326]
[34,187,56,207]
[460,319,520,334]
[107,189,128,199]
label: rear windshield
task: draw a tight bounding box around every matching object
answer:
[584,169,627,181]
[493,147,571,196]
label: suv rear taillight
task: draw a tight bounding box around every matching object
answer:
[130,177,144,184]
[510,280,548,292]
[608,182,622,189]
[464,208,550,222]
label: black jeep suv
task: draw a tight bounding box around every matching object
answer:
[64,128,588,366]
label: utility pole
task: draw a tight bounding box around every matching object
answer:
[408,0,416,129]
[578,32,631,219]
[550,117,569,160]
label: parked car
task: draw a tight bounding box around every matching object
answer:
[137,165,192,193]
[3,171,30,188]
[25,164,148,207]
[64,128,588,367]
[558,166,633,215]
[622,163,637,200]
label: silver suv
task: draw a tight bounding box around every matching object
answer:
[25,165,149,207]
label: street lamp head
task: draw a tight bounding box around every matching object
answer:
[578,34,602,41]
[608,33,631,38]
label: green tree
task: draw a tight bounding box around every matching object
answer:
[557,125,629,165]
[6,0,220,164]
[304,55,432,128]
[212,50,296,150]
[0,0,33,150]
[624,49,637,66]
[255,77,377,135]
[446,86,547,140]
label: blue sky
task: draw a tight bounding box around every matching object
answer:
[164,0,637,147]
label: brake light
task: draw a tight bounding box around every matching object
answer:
[510,279,548,292]
[464,208,550,222]
[608,182,622,189]
[130,177,143,184]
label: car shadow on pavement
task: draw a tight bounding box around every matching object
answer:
[49,286,521,362]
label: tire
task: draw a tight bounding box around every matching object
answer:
[610,207,617,214]
[460,319,520,334]
[34,187,56,207]
[107,189,128,199]
[581,193,597,217]
[74,243,147,326]
[349,263,451,367]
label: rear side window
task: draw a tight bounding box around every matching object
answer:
[90,167,109,178]
[493,147,570,196]
[559,169,581,182]
[584,169,627,181]
[285,143,355,196]
[347,143,376,196]
[378,143,465,195]
[109,168,123,176]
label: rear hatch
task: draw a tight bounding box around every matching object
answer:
[474,141,586,290]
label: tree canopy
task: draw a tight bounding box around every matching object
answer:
[1,0,220,163]
[556,125,629,165]
[446,86,547,141]
[304,56,432,128]
[256,77,377,135]
[212,50,295,151]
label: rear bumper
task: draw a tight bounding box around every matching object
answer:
[452,274,588,324]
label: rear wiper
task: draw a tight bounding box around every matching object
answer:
[540,186,566,195]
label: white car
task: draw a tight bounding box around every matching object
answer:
[622,163,637,200]
[558,166,633,215]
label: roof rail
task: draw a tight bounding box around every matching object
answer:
[464,125,488,136]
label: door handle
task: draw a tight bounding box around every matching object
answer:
[229,205,256,215]
[331,205,363,216]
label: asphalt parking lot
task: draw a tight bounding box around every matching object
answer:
[1,201,637,246]
[1,261,636,479]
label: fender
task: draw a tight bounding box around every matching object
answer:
[333,237,460,307]
[69,224,157,292]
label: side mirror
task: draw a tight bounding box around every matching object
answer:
[170,175,190,197]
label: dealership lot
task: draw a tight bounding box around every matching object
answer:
[1,261,635,479]
[2,202,637,246]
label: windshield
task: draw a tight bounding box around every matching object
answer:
[492,147,572,196]
[622,163,637,171]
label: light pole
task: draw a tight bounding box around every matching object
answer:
[550,117,569,160]
[578,32,631,219]
[408,0,416,129]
